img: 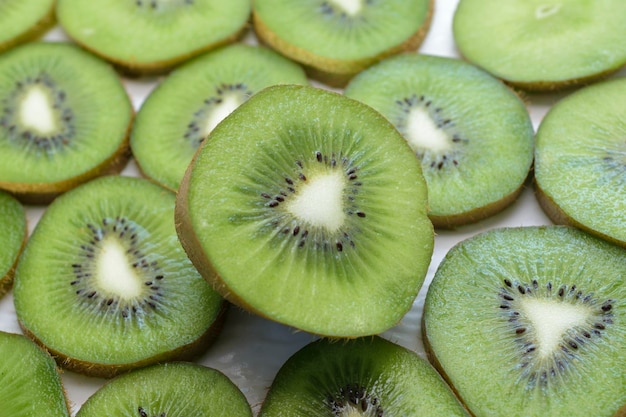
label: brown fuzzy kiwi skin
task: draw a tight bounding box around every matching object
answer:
[18,302,228,379]
[0,113,134,205]
[0,2,56,54]
[0,212,28,298]
[534,180,626,249]
[252,0,434,88]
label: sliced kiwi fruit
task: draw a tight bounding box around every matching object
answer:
[176,84,434,337]
[423,226,626,417]
[0,330,71,417]
[253,0,433,87]
[453,0,626,91]
[535,77,626,248]
[0,0,55,53]
[0,41,133,204]
[258,336,469,416]
[13,175,225,378]
[76,361,252,416]
[56,0,252,75]
[131,43,308,192]
[0,191,27,298]
[345,53,534,228]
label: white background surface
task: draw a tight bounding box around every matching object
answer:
[1,0,625,415]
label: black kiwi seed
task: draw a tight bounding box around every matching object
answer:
[327,383,384,417]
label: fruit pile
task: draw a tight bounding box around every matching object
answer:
[0,0,625,416]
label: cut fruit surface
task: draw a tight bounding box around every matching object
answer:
[253,0,433,85]
[258,336,469,416]
[345,53,534,228]
[76,362,252,416]
[131,43,308,191]
[0,0,55,53]
[0,190,27,298]
[453,0,626,90]
[13,176,225,378]
[176,84,434,337]
[0,42,133,203]
[534,77,626,247]
[56,0,252,74]
[423,226,626,417]
[0,331,70,417]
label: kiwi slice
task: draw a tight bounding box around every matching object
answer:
[0,191,27,298]
[0,0,55,53]
[0,41,133,204]
[423,226,626,417]
[13,175,225,378]
[56,0,252,75]
[258,336,469,416]
[176,84,434,337]
[0,330,71,416]
[131,43,308,192]
[534,77,626,248]
[76,362,252,416]
[453,0,626,91]
[253,0,433,87]
[344,53,534,228]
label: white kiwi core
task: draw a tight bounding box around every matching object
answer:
[203,94,242,135]
[521,298,591,358]
[95,238,143,299]
[404,108,451,153]
[329,0,363,16]
[285,170,346,232]
[20,86,57,134]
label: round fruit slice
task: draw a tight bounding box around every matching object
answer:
[76,362,252,417]
[13,175,225,378]
[176,84,434,337]
[56,0,252,75]
[0,190,27,298]
[345,53,534,228]
[258,336,469,416]
[131,43,308,191]
[253,0,433,86]
[0,42,133,204]
[535,77,626,247]
[0,0,55,53]
[453,0,626,90]
[423,226,626,417]
[0,331,70,417]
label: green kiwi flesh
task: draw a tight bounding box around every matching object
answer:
[0,190,27,298]
[0,330,71,416]
[453,0,626,91]
[423,226,626,417]
[258,336,469,416]
[76,362,252,416]
[56,0,252,74]
[0,42,133,204]
[534,77,626,248]
[13,175,225,378]
[0,0,55,53]
[131,43,308,191]
[176,84,434,337]
[253,0,433,86]
[344,53,534,228]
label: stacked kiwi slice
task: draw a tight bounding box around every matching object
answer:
[13,175,225,377]
[345,53,534,228]
[0,41,133,203]
[453,0,626,90]
[259,336,469,416]
[0,0,55,53]
[535,77,626,247]
[253,0,434,86]
[56,0,252,75]
[176,84,434,337]
[131,43,308,191]
[423,226,626,417]
[0,191,27,298]
[0,330,71,416]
